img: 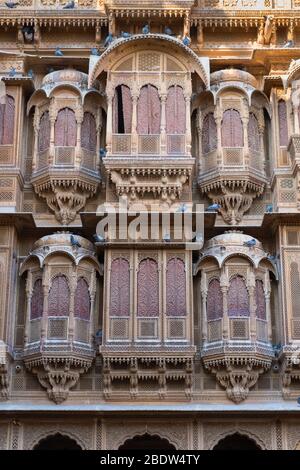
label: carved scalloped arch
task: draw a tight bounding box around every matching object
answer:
[115,429,178,450]
[28,429,86,450]
[209,429,266,450]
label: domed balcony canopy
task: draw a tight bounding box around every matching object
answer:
[88,34,210,89]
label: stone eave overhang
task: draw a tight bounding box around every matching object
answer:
[262,213,300,232]
[0,212,36,231]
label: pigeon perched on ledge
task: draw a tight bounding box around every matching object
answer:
[63,0,75,9]
[70,234,81,248]
[93,234,106,243]
[5,2,19,8]
[99,148,107,159]
[104,33,114,48]
[142,24,150,35]
[164,26,173,36]
[8,67,16,77]
[54,47,64,57]
[243,238,257,248]
[121,31,131,39]
[283,40,294,48]
[182,35,191,46]
[205,203,221,212]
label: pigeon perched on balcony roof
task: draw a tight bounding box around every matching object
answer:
[142,24,150,35]
[63,0,75,9]
[121,31,131,39]
[182,35,191,46]
[93,234,106,243]
[27,69,34,79]
[283,40,294,48]
[267,253,277,262]
[70,234,81,248]
[205,203,221,212]
[163,233,171,243]
[99,148,107,159]
[8,67,16,77]
[177,203,187,213]
[164,26,173,36]
[5,1,19,8]
[104,33,114,48]
[243,238,257,247]
[22,25,34,43]
[266,204,273,213]
[90,47,99,56]
[54,47,64,57]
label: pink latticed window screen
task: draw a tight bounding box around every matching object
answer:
[30,278,44,320]
[74,277,90,320]
[38,111,50,153]
[48,275,70,317]
[248,113,260,152]
[113,85,132,134]
[221,109,243,147]
[110,258,130,317]
[207,278,223,321]
[166,86,185,134]
[137,258,159,317]
[81,112,96,152]
[54,107,76,146]
[0,95,15,145]
[278,100,288,147]
[255,279,266,320]
[291,262,300,318]
[202,113,217,154]
[228,275,249,317]
[137,85,161,135]
[166,258,186,316]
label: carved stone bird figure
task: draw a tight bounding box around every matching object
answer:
[63,0,75,9]
[54,47,64,56]
[70,234,81,248]
[142,24,150,35]
[5,2,19,8]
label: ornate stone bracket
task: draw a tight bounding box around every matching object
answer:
[204,357,271,403]
[281,354,300,399]
[202,179,265,225]
[0,364,9,400]
[25,356,93,404]
[32,176,98,225]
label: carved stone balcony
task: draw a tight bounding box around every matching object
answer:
[195,231,275,403]
[20,232,101,403]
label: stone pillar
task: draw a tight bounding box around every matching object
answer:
[160,93,167,156]
[242,103,249,168]
[68,269,76,342]
[41,266,50,343]
[185,94,192,156]
[214,106,222,166]
[183,11,190,37]
[197,22,204,49]
[95,24,101,45]
[248,270,257,342]
[24,271,33,346]
[75,108,83,168]
[131,94,138,156]
[106,94,113,156]
[49,104,56,166]
[200,273,207,341]
[89,269,97,343]
[220,272,229,340]
[264,272,272,342]
[32,109,39,173]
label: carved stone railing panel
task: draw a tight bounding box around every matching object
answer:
[111,134,131,155]
[167,134,185,156]
[54,146,75,166]
[138,135,160,155]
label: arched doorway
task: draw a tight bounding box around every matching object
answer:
[213,433,261,450]
[33,433,82,450]
[119,433,176,450]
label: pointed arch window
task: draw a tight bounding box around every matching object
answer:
[137,258,159,317]
[137,85,161,135]
[81,112,96,152]
[166,257,186,316]
[278,100,288,147]
[110,258,130,317]
[74,277,91,320]
[228,275,249,317]
[207,278,223,321]
[48,275,70,316]
[221,109,243,147]
[0,95,15,145]
[255,279,266,320]
[38,111,50,153]
[248,112,260,152]
[202,112,217,154]
[166,86,185,134]
[54,107,76,147]
[113,85,132,134]
[30,279,44,320]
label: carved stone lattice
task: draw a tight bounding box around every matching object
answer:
[0,364,8,400]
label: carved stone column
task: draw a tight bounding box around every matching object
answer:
[131,94,138,156]
[24,271,33,346]
[264,272,272,342]
[41,267,50,343]
[183,11,190,37]
[248,271,257,341]
[200,273,207,342]
[89,269,97,343]
[75,108,83,168]
[242,103,249,167]
[197,22,204,49]
[32,110,39,174]
[185,94,192,155]
[214,107,222,165]
[106,94,113,156]
[220,271,229,340]
[160,93,167,155]
[68,269,76,342]
[49,103,56,165]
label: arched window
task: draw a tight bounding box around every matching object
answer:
[74,277,90,320]
[228,275,249,317]
[202,113,217,154]
[137,258,159,317]
[166,86,185,134]
[0,95,15,145]
[278,100,288,147]
[166,258,186,316]
[30,279,44,320]
[38,111,50,153]
[81,112,96,152]
[221,109,243,147]
[291,262,300,318]
[113,85,132,134]
[48,275,70,316]
[255,279,266,320]
[248,113,260,152]
[137,85,161,135]
[54,107,76,146]
[207,278,223,321]
[110,258,130,317]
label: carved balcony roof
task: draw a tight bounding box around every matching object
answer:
[210,68,258,89]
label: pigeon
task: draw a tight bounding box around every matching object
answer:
[27,69,34,79]
[164,26,173,36]
[297,397,300,406]
[205,203,221,212]
[70,234,81,248]
[5,1,19,8]
[121,31,131,38]
[272,343,282,358]
[182,35,191,46]
[177,203,187,213]
[90,47,99,56]
[142,24,150,35]
[93,234,106,243]
[63,0,75,8]
[8,67,16,77]
[194,234,204,245]
[99,148,107,159]
[163,233,171,242]
[267,253,277,262]
[243,238,257,247]
[54,47,64,57]
[47,67,55,74]
[283,40,294,48]
[22,25,34,43]
[104,33,114,48]
[265,204,273,213]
